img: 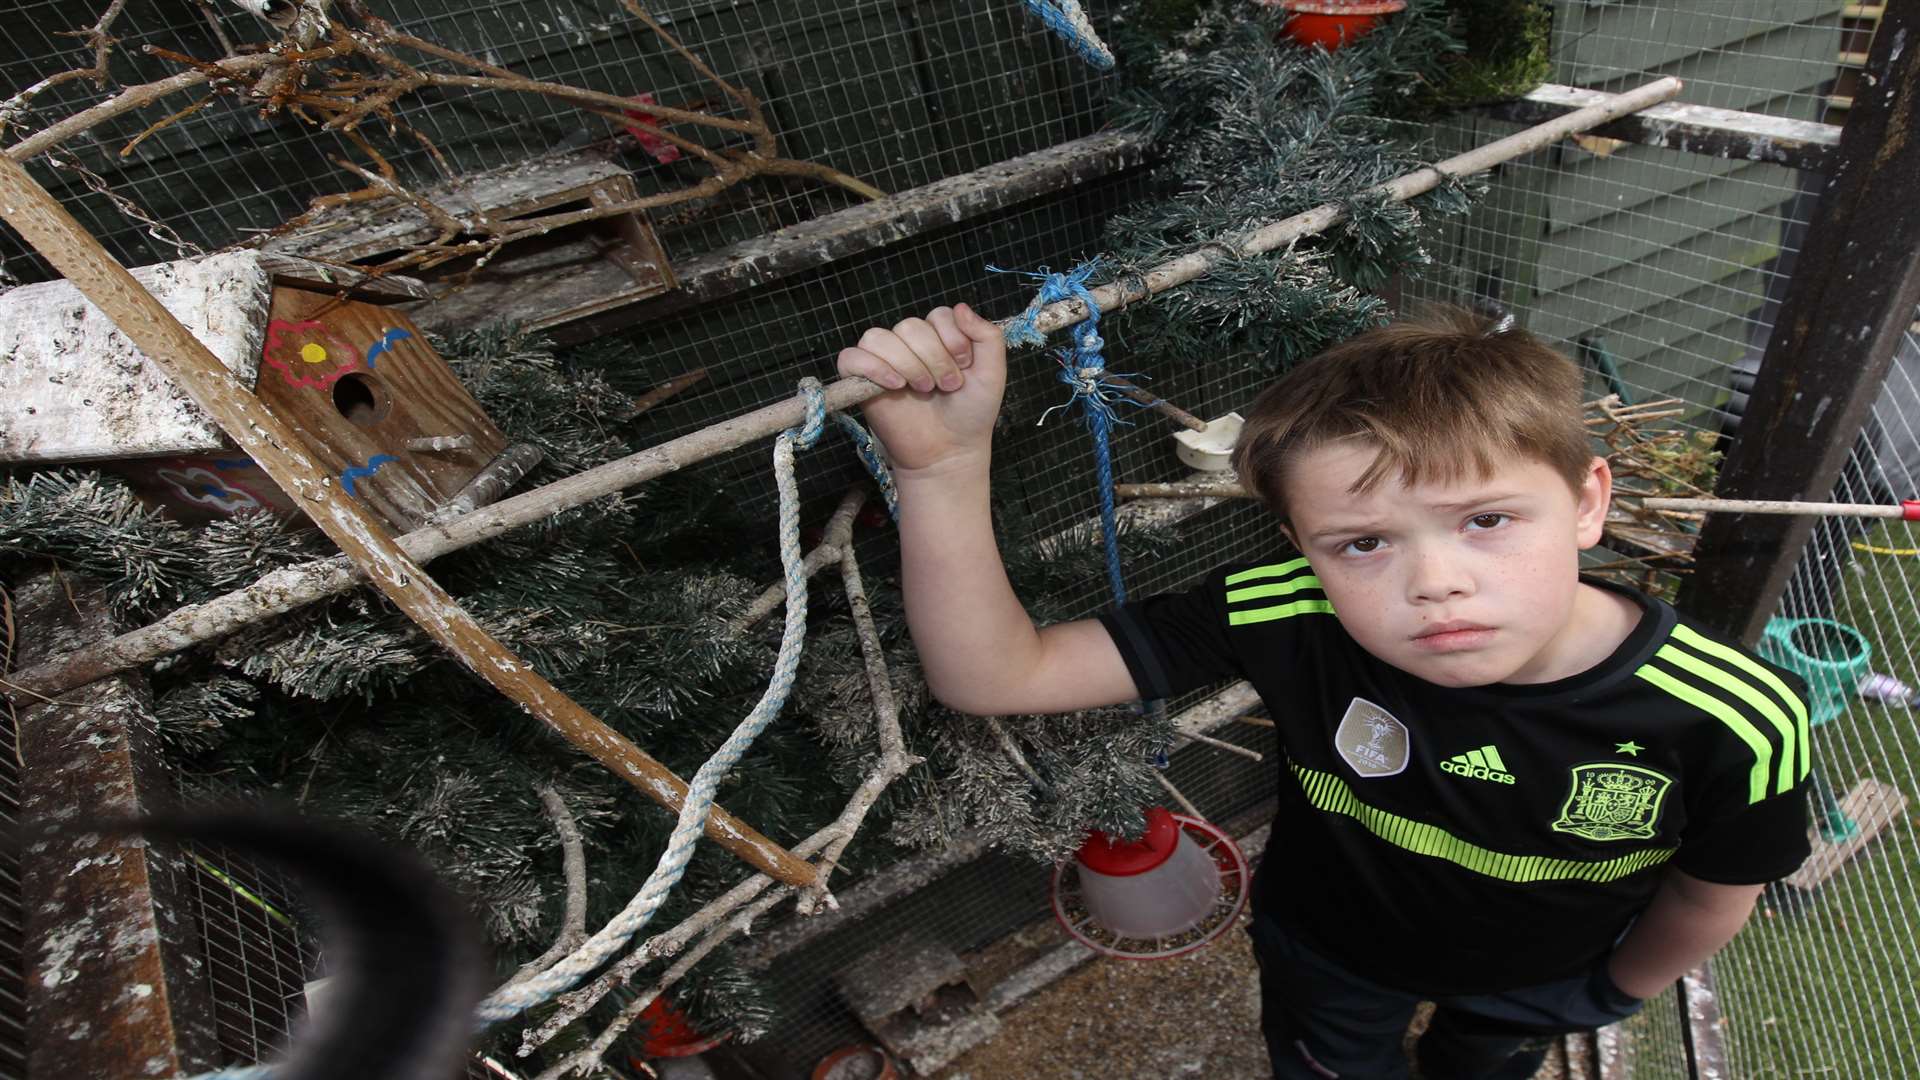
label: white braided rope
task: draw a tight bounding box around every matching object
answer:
[474,381,828,1023]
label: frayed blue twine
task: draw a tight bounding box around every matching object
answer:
[1020,0,1115,71]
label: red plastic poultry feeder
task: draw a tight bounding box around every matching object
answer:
[1267,0,1409,51]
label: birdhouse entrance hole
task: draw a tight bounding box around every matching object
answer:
[332,372,390,427]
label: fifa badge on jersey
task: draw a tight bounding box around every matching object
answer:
[1550,763,1675,842]
[1334,697,1409,778]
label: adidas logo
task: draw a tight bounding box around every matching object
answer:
[1441,745,1516,784]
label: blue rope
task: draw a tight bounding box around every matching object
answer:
[1020,0,1115,71]
[1003,260,1174,765]
[1004,260,1137,603]
[833,411,899,521]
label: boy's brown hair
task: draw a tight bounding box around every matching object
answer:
[1229,305,1593,525]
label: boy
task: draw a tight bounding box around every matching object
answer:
[838,303,1811,1079]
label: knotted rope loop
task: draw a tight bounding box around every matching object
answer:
[989,260,1104,349]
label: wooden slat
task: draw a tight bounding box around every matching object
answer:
[418,129,1151,340]
[1487,81,1841,173]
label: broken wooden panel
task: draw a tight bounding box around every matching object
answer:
[832,933,999,1076]
[15,570,222,1078]
[0,251,272,464]
[262,150,676,333]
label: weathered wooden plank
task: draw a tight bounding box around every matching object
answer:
[1492,79,1840,171]
[16,570,222,1079]
[1680,0,1920,642]
[263,150,639,264]
[0,250,270,463]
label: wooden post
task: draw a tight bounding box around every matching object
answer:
[15,571,222,1078]
[1679,3,1920,643]
[0,154,817,890]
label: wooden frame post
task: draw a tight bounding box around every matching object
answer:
[1678,2,1920,643]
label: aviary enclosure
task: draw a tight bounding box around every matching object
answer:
[2,1,1917,1078]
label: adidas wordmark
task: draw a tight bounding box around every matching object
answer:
[1441,745,1516,784]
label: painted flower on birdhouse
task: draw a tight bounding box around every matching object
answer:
[263,319,363,389]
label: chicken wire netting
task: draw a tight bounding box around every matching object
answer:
[4,0,1914,1077]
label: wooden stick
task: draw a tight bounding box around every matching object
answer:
[625,367,708,419]
[0,152,816,890]
[1116,480,1253,499]
[1640,496,1917,519]
[1236,715,1276,728]
[1153,770,1203,818]
[1015,77,1687,339]
[7,83,1688,700]
[1176,729,1265,762]
[1104,376,1209,432]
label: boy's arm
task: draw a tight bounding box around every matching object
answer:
[839,304,1143,715]
[1604,869,1763,999]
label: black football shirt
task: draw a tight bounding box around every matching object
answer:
[1099,557,1812,995]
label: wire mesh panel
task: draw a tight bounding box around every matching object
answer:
[0,0,1113,285]
[183,842,316,1068]
[9,1,1915,1076]
[1402,6,1920,1079]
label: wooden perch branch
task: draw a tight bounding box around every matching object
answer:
[0,152,816,890]
[7,6,883,289]
[499,784,589,990]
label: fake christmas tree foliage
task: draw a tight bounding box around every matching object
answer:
[1101,0,1493,367]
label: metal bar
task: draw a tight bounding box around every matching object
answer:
[1679,3,1920,644]
[1483,83,1843,171]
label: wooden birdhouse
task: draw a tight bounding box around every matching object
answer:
[0,250,510,533]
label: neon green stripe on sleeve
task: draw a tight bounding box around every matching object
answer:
[1224,558,1312,586]
[1671,623,1812,782]
[1229,599,1336,625]
[1226,576,1324,604]
[1635,662,1772,804]
[1656,639,1798,796]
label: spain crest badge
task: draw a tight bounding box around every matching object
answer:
[1551,763,1674,842]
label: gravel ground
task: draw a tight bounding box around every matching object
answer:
[929,914,1572,1080]
[933,915,1273,1080]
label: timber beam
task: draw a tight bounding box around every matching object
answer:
[1484,84,1843,171]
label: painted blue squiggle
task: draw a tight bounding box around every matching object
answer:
[340,454,400,497]
[363,327,413,368]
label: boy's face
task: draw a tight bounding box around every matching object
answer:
[1280,443,1613,688]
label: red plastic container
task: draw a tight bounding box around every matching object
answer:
[1072,806,1221,938]
[1263,0,1408,51]
[625,994,727,1060]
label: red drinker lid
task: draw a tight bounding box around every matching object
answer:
[1074,806,1180,877]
